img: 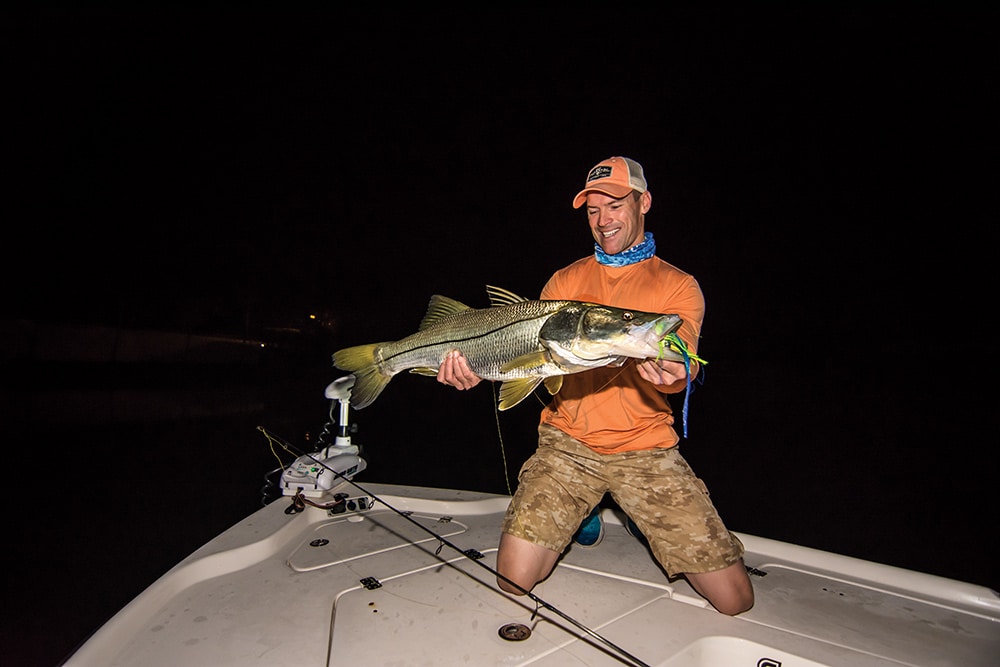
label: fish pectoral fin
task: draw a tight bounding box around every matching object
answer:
[543,376,563,395]
[499,351,552,374]
[408,367,440,377]
[498,378,544,411]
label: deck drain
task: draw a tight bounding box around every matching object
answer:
[498,623,531,641]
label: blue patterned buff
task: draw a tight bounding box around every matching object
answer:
[594,232,656,266]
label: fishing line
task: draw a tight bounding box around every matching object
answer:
[490,381,517,497]
[259,425,651,667]
[489,380,537,547]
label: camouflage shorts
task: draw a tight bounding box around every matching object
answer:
[502,424,744,577]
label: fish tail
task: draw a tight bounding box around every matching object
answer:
[332,344,390,409]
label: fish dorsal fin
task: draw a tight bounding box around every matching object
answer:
[543,376,563,396]
[419,295,471,330]
[498,377,544,411]
[486,285,529,307]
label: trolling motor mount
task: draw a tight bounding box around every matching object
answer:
[279,374,367,498]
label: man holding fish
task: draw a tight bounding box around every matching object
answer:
[438,156,754,615]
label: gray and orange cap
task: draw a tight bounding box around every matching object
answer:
[572,156,647,209]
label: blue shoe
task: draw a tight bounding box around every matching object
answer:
[573,506,604,547]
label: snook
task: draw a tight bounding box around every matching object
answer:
[332,286,684,411]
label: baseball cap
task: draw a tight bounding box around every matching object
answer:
[572,156,647,209]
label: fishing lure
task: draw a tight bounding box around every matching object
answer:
[657,332,707,438]
[658,332,707,367]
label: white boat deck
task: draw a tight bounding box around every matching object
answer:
[64,482,1000,666]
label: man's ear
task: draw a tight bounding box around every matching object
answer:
[640,190,652,214]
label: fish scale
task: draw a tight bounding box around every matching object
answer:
[378,299,572,380]
[332,286,683,411]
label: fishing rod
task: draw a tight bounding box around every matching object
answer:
[260,385,652,667]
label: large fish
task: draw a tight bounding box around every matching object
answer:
[332,286,686,411]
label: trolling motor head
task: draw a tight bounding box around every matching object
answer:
[325,374,356,401]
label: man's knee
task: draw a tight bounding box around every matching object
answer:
[497,575,530,595]
[685,561,755,615]
[712,583,755,615]
[496,532,561,596]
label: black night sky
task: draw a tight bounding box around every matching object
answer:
[5,8,998,666]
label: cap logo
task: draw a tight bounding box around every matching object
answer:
[586,165,613,183]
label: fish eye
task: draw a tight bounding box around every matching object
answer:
[623,311,634,321]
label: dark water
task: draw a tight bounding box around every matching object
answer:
[4,353,996,667]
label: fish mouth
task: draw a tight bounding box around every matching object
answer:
[652,315,682,337]
[633,314,683,349]
[642,315,693,362]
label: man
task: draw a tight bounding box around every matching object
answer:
[438,156,753,615]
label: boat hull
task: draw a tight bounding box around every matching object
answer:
[64,482,1000,666]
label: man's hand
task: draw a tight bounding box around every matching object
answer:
[636,358,688,387]
[437,350,483,390]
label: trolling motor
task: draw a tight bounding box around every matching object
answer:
[279,375,368,498]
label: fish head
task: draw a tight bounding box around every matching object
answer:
[540,303,683,366]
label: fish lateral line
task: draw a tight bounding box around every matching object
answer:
[384,320,550,362]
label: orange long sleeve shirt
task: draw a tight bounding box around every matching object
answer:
[538,254,705,454]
